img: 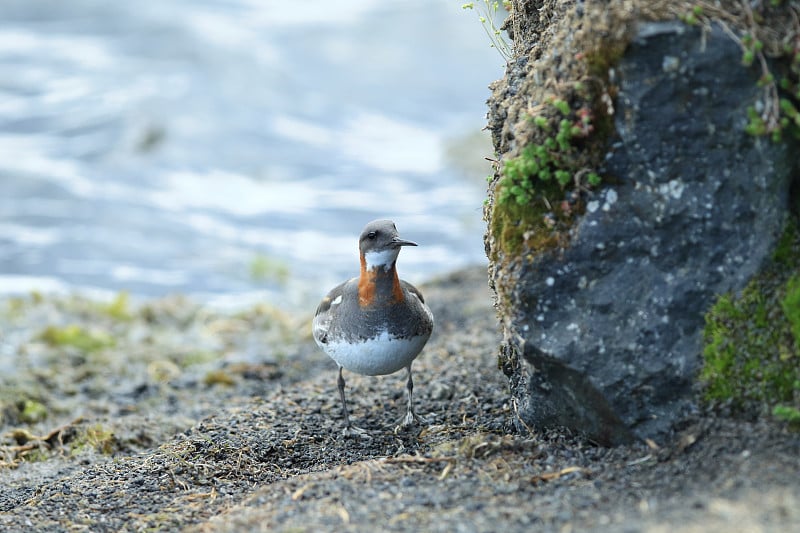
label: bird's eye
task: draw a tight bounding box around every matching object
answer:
[367,231,377,240]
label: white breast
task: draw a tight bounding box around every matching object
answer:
[320,330,430,376]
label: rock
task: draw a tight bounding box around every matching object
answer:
[492,21,798,444]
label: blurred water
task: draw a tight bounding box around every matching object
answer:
[0,0,504,309]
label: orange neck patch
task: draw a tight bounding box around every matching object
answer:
[358,253,405,307]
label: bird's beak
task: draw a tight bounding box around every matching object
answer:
[392,237,418,247]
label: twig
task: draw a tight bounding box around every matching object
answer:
[382,456,455,465]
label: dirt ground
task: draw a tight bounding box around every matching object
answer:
[1,267,799,532]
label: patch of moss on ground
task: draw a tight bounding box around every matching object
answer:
[39,324,115,353]
[203,369,236,387]
[701,219,800,425]
[19,399,48,424]
[98,291,134,321]
[71,423,117,456]
[249,253,290,285]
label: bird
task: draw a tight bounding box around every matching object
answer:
[312,219,434,436]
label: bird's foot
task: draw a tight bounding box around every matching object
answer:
[395,410,427,432]
[342,424,372,439]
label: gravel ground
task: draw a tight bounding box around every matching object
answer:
[1,267,799,532]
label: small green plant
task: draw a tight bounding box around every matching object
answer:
[498,100,600,207]
[488,91,608,261]
[679,4,705,25]
[745,105,768,136]
[39,325,115,353]
[462,1,512,62]
[249,254,290,285]
[72,424,116,455]
[678,4,800,143]
[741,31,800,142]
[100,291,133,321]
[779,98,800,129]
[740,34,764,67]
[19,399,48,424]
[22,448,50,463]
[773,404,800,426]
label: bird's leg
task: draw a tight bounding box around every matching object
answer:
[337,366,369,437]
[400,364,426,427]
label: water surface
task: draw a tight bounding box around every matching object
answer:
[0,0,505,309]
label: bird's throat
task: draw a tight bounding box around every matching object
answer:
[359,253,404,307]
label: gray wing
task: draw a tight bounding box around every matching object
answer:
[400,280,426,305]
[400,280,434,330]
[312,278,352,344]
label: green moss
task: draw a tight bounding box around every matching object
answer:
[22,448,51,463]
[773,220,798,264]
[249,254,290,285]
[203,369,236,387]
[181,350,219,367]
[39,324,115,353]
[773,404,800,429]
[99,291,133,321]
[20,399,48,424]
[701,220,800,422]
[583,39,628,81]
[490,96,606,261]
[499,102,600,205]
[782,273,800,347]
[71,423,116,455]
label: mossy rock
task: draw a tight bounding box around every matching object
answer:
[485,0,800,443]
